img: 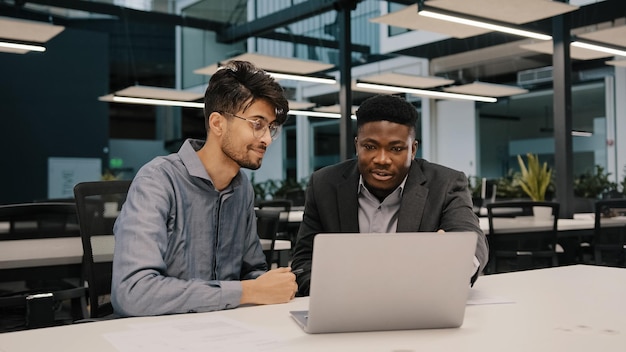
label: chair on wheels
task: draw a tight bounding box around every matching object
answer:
[257,199,294,245]
[485,201,560,274]
[0,202,86,331]
[255,209,281,268]
[592,199,626,267]
[73,180,131,319]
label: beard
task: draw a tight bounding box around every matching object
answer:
[221,130,265,170]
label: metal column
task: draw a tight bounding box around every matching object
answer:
[337,1,356,161]
[552,13,574,218]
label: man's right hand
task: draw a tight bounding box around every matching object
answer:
[240,267,298,305]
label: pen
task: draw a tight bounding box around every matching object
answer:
[291,268,304,275]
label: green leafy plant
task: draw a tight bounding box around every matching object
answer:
[573,165,616,199]
[250,173,308,201]
[516,153,553,201]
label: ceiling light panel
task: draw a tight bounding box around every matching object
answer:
[359,72,454,89]
[194,52,334,76]
[443,82,528,97]
[370,5,490,39]
[0,17,64,42]
[605,60,626,67]
[112,86,204,101]
[576,25,626,48]
[520,41,613,60]
[426,0,578,25]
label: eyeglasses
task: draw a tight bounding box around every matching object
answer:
[220,111,281,140]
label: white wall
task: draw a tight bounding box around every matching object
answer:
[109,139,169,179]
[434,100,477,177]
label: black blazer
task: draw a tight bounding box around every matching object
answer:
[292,158,489,295]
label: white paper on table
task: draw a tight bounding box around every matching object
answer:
[466,288,515,305]
[103,315,287,352]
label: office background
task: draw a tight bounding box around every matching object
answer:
[1,0,625,206]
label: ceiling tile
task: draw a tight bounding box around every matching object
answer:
[427,0,578,25]
[605,60,626,67]
[577,25,626,48]
[520,41,612,60]
[0,16,64,42]
[315,104,358,114]
[444,82,528,97]
[359,72,454,89]
[194,52,334,76]
[370,5,489,39]
[111,86,204,101]
[288,100,316,110]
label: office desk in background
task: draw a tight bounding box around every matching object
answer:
[0,265,623,351]
[0,236,113,282]
[478,214,626,235]
[0,230,293,283]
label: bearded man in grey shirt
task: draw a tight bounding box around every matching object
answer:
[111,60,298,316]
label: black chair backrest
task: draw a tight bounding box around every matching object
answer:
[593,198,626,267]
[257,199,292,212]
[0,202,79,240]
[486,201,560,273]
[257,199,292,233]
[284,188,306,207]
[255,209,280,268]
[73,180,131,318]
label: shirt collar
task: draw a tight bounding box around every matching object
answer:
[179,138,241,190]
[358,174,408,199]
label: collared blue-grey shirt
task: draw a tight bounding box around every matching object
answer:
[357,175,406,233]
[357,175,480,271]
[111,139,267,317]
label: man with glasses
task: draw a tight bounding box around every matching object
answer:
[112,60,298,316]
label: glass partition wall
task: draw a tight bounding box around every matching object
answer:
[477,80,608,179]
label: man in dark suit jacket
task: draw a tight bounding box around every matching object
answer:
[291,94,489,296]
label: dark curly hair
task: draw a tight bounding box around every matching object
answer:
[203,60,289,131]
[355,94,418,134]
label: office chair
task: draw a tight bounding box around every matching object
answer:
[0,202,86,331]
[0,202,80,240]
[73,180,131,319]
[255,209,281,269]
[284,188,306,207]
[257,199,294,247]
[592,199,626,267]
[486,201,560,274]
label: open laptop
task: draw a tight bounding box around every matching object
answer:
[290,231,478,334]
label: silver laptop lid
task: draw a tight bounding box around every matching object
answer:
[304,232,477,333]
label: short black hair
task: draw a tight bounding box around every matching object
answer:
[355,94,418,131]
[203,60,289,130]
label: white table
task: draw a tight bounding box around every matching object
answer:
[479,214,626,234]
[0,265,623,351]
[287,210,624,235]
[0,233,288,282]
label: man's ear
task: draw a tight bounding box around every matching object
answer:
[412,139,418,158]
[208,111,225,137]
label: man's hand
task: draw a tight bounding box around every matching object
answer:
[240,267,298,305]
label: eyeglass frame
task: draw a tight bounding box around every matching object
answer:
[218,111,282,140]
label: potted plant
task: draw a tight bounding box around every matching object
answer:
[573,165,616,199]
[516,153,553,219]
[516,153,553,201]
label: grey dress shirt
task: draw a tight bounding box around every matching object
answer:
[111,139,267,317]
